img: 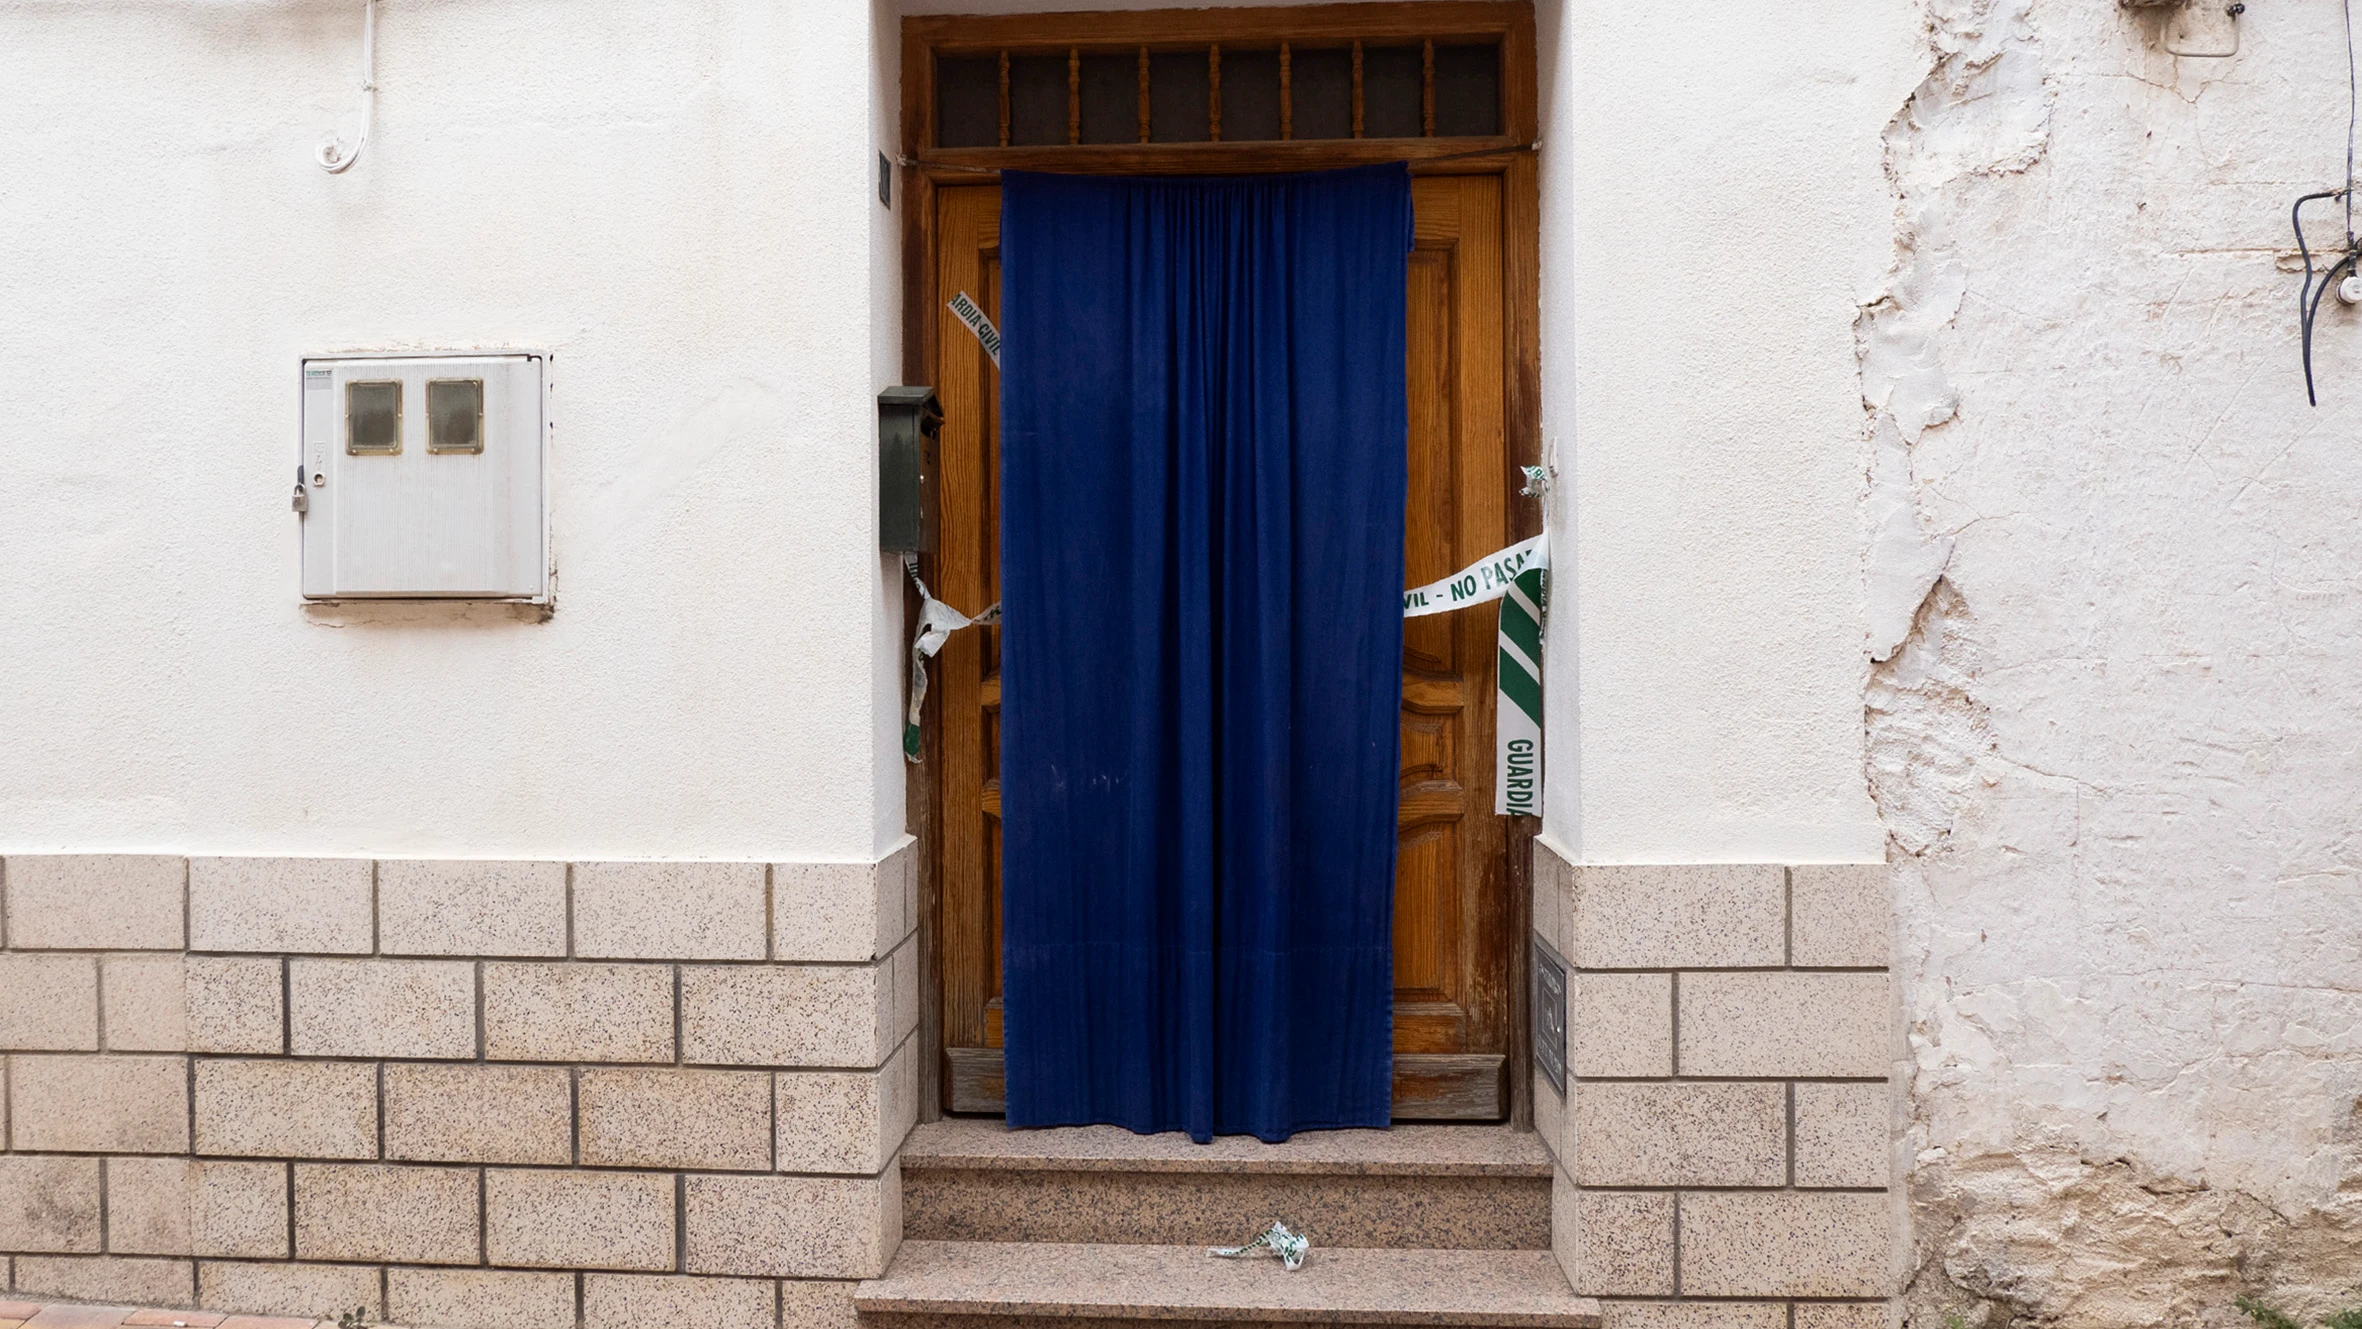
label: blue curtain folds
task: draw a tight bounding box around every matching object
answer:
[997,165,1413,1143]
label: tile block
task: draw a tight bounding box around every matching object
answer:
[780,1278,860,1329]
[1792,1303,1891,1329]
[684,1173,900,1278]
[293,1162,482,1266]
[573,861,766,961]
[483,1168,675,1272]
[386,1268,576,1329]
[106,1158,288,1259]
[1791,864,1891,968]
[1598,1303,1788,1329]
[198,1261,381,1321]
[0,1156,100,1252]
[1537,841,1578,962]
[1678,1191,1892,1297]
[1679,972,1891,1078]
[188,857,372,954]
[101,956,186,1053]
[1569,972,1672,1078]
[378,858,567,957]
[1795,1081,1891,1189]
[579,1067,772,1171]
[124,1312,226,1327]
[890,944,920,1046]
[10,1256,191,1308]
[1570,864,1785,969]
[482,962,674,1063]
[3,856,184,951]
[1572,1081,1786,1188]
[193,1059,377,1159]
[0,956,98,1052]
[773,838,916,963]
[775,1039,917,1174]
[1564,1190,1673,1296]
[1530,863,1565,974]
[583,1275,777,1329]
[288,959,475,1059]
[384,1062,572,1166]
[1533,1059,1568,1168]
[10,1055,188,1152]
[185,959,283,1056]
[682,963,891,1068]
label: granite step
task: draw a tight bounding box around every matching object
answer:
[854,1240,1601,1329]
[901,1120,1552,1251]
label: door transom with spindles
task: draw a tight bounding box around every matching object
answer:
[905,2,1541,1122]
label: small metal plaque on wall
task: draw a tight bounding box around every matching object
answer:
[1532,935,1568,1097]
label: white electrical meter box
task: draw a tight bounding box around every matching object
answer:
[299,353,548,601]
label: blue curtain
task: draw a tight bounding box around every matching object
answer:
[998,165,1412,1144]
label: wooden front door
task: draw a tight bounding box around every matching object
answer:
[928,170,1520,1118]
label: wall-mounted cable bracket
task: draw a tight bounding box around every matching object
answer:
[2163,1,2245,58]
[316,0,378,173]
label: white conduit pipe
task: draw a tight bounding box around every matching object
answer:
[317,0,377,173]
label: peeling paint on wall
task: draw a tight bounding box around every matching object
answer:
[1867,0,2362,1323]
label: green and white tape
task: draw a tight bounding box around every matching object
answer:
[903,554,998,764]
[1402,522,1548,817]
[948,291,1001,367]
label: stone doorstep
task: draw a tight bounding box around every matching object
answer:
[902,1120,1554,1177]
[856,1241,1602,1326]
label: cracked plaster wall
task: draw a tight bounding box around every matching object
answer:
[1866,0,2362,1322]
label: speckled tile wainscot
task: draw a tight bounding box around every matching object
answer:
[577,1067,772,1171]
[383,1063,573,1166]
[483,1168,676,1271]
[287,959,476,1059]
[481,962,675,1063]
[193,1060,377,1159]
[2,856,185,951]
[571,861,767,961]
[582,1274,778,1329]
[291,1163,481,1266]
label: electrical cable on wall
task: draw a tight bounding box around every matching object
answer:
[317,0,377,173]
[2291,0,2362,404]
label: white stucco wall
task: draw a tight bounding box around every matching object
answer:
[1535,0,1916,863]
[1874,0,2362,1320]
[0,0,907,859]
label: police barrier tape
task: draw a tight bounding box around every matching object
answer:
[905,526,1545,815]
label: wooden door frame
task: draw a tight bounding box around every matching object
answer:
[898,1,1543,1130]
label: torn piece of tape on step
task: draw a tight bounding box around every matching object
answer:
[948,290,1001,367]
[904,554,999,763]
[1209,1220,1310,1271]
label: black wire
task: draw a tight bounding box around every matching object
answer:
[2348,0,2358,243]
[2294,189,2352,406]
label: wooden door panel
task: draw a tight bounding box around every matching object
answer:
[935,187,1004,1066]
[934,173,1513,1119]
[1391,173,1509,1116]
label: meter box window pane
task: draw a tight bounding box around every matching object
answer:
[346,381,403,454]
[301,354,546,601]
